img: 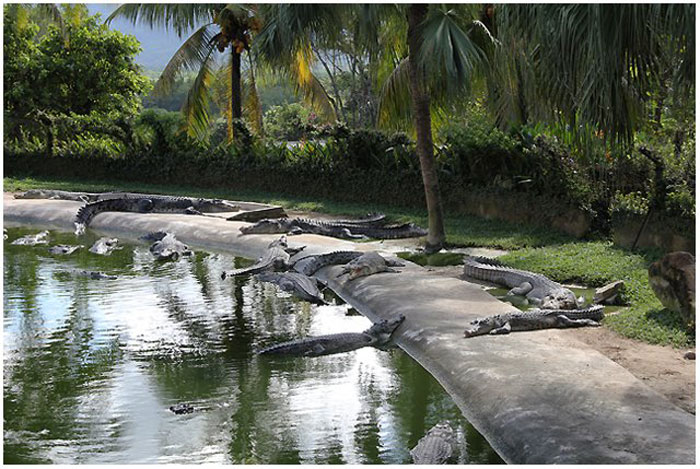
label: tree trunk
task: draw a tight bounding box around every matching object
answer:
[231,47,242,120]
[407,4,446,251]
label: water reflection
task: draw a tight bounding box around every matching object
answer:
[4,227,502,464]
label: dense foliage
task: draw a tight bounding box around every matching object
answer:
[4,8,149,157]
[3,4,695,245]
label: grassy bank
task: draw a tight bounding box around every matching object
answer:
[5,175,692,347]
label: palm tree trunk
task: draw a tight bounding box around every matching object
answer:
[231,47,242,120]
[407,4,446,251]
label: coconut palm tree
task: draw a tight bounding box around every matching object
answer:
[108,4,264,141]
[258,4,492,251]
[108,4,336,142]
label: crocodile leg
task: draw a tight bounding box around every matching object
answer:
[489,322,512,334]
[508,282,533,296]
[555,315,601,328]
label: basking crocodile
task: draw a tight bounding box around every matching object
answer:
[337,251,402,280]
[240,217,427,240]
[73,196,240,235]
[257,315,405,357]
[410,422,456,464]
[11,231,50,246]
[463,256,580,309]
[147,232,192,261]
[48,244,84,255]
[15,189,99,202]
[256,271,326,305]
[463,305,604,337]
[221,236,302,278]
[292,250,405,276]
[89,237,121,256]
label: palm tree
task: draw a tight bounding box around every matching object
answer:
[259,4,492,251]
[107,4,261,140]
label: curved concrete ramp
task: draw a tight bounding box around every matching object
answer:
[3,196,695,464]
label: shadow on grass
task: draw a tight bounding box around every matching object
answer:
[644,307,694,338]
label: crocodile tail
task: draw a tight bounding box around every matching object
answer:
[74,201,101,234]
[463,255,505,267]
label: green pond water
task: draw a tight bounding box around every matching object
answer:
[3,227,503,464]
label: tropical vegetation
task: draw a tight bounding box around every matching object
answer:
[4,3,695,250]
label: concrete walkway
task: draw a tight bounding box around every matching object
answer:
[3,196,695,464]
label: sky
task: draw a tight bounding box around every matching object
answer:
[86,4,189,71]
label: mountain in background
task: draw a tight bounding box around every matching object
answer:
[87,4,188,72]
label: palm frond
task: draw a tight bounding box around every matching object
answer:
[107,3,217,37]
[290,44,336,121]
[419,7,488,95]
[377,58,411,130]
[153,24,217,97]
[181,43,218,139]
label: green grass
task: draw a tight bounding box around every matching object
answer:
[6,175,693,347]
[499,242,692,347]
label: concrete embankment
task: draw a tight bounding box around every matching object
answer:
[4,196,695,464]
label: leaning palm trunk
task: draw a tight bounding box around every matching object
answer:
[407,4,446,251]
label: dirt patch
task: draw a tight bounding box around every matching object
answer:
[426,265,696,415]
[561,327,695,414]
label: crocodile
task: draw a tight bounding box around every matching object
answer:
[256,271,326,305]
[60,269,118,280]
[169,403,195,415]
[410,422,456,464]
[17,189,242,208]
[73,196,240,235]
[11,231,50,246]
[221,236,302,278]
[463,305,604,337]
[89,237,122,256]
[257,315,405,357]
[292,250,405,276]
[15,189,97,201]
[149,233,192,261]
[337,251,402,280]
[48,244,84,255]
[463,256,580,309]
[240,217,427,240]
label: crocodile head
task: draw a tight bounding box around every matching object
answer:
[541,289,579,310]
[464,315,504,337]
[365,314,405,346]
[240,219,288,235]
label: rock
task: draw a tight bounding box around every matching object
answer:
[683,351,695,360]
[593,280,625,305]
[648,252,695,326]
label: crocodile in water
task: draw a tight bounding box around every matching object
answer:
[89,237,122,256]
[410,422,456,464]
[463,305,604,337]
[48,244,84,255]
[147,232,192,261]
[257,315,405,357]
[11,231,50,246]
[463,256,580,309]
